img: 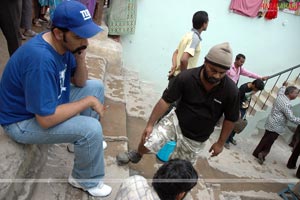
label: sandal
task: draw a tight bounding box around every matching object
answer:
[33,19,42,27]
[39,16,49,23]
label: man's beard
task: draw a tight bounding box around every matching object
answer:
[62,33,87,55]
[72,45,87,54]
[203,67,221,84]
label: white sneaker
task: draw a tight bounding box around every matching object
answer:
[67,141,107,153]
[68,175,112,197]
[103,141,107,150]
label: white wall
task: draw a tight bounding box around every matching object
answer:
[121,0,300,92]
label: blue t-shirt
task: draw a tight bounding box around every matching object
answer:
[0,33,76,125]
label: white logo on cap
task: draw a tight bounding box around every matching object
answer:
[80,9,91,20]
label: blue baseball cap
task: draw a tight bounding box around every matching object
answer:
[52,0,102,38]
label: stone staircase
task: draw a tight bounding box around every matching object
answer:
[246,77,300,145]
[0,22,222,199]
[247,77,300,116]
[1,22,295,200]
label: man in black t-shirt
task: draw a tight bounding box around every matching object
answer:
[117,42,240,165]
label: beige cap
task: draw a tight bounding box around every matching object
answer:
[205,42,233,69]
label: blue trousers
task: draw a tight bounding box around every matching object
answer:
[3,80,105,189]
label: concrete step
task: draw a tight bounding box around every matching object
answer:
[0,127,49,200]
[249,77,300,116]
[294,77,300,87]
[249,92,274,115]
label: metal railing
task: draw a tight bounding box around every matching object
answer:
[249,64,300,115]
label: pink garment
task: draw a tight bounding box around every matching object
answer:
[78,0,96,16]
[230,0,263,17]
[226,64,261,84]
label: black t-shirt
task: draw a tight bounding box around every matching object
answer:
[162,66,240,142]
[239,83,253,110]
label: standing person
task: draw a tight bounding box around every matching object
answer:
[289,124,300,150]
[224,79,265,149]
[226,53,269,85]
[106,0,137,42]
[253,82,300,165]
[115,159,198,200]
[287,125,300,176]
[116,42,240,165]
[287,136,300,173]
[39,0,63,28]
[168,11,209,81]
[0,0,22,56]
[20,0,38,39]
[0,1,111,197]
[159,11,208,120]
[77,0,96,17]
[216,53,268,127]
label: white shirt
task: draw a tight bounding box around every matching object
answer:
[115,175,160,200]
[265,86,300,134]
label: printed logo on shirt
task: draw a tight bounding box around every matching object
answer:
[80,9,91,20]
[58,66,67,99]
[214,98,222,104]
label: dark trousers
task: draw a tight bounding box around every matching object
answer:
[0,0,22,56]
[289,125,300,148]
[21,0,33,30]
[253,130,279,159]
[226,108,246,144]
[288,138,300,169]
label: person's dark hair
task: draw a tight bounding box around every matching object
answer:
[285,86,299,95]
[192,11,208,29]
[235,54,246,61]
[51,26,69,33]
[252,79,265,90]
[152,159,198,200]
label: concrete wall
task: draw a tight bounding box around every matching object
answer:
[121,0,300,92]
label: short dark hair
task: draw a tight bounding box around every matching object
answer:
[235,54,246,61]
[152,159,198,200]
[252,79,265,90]
[50,26,69,33]
[285,86,299,95]
[192,11,208,29]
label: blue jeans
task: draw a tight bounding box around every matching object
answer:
[3,80,105,189]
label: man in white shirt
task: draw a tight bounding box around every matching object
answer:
[253,82,300,164]
[115,159,198,200]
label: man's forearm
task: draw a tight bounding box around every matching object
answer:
[72,54,88,87]
[218,119,234,145]
[172,50,178,68]
[35,96,97,129]
[146,99,170,127]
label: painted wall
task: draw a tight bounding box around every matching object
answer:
[121,0,300,92]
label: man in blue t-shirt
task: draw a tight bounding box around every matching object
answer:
[0,1,111,197]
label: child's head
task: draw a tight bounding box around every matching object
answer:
[252,79,265,91]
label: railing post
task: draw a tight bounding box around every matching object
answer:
[262,75,281,110]
[248,64,300,115]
